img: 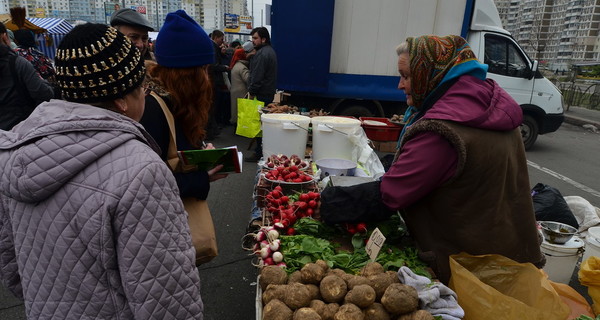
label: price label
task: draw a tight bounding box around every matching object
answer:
[365,227,386,261]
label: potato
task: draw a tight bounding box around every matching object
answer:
[396,310,434,320]
[344,284,376,308]
[327,268,346,278]
[385,271,400,283]
[368,273,394,301]
[284,283,312,310]
[346,275,373,290]
[381,284,418,315]
[263,284,287,305]
[323,303,340,320]
[288,270,303,284]
[320,275,348,303]
[360,262,384,277]
[334,303,364,320]
[301,263,326,284]
[260,265,288,291]
[263,299,293,320]
[310,300,327,318]
[306,284,322,300]
[316,259,330,273]
[294,307,322,320]
[363,303,390,320]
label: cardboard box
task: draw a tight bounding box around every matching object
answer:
[372,141,397,153]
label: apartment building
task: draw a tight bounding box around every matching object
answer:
[496,0,600,72]
[3,0,247,31]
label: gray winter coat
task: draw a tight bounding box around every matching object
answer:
[0,100,203,319]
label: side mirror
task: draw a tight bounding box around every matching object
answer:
[527,60,539,80]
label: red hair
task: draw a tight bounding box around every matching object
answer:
[229,48,247,69]
[148,64,213,147]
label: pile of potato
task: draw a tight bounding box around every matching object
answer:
[259,261,434,320]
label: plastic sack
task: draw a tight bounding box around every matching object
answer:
[532,183,579,229]
[236,97,263,138]
[579,256,600,315]
[565,196,600,233]
[549,280,595,319]
[449,252,570,320]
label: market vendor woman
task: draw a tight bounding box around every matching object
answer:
[320,35,545,284]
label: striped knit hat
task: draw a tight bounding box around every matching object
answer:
[55,23,145,103]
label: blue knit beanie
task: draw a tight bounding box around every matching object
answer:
[155,10,214,68]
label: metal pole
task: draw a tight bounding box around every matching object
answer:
[251,0,254,27]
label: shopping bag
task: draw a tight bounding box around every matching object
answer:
[579,256,600,315]
[448,252,570,320]
[549,279,595,319]
[183,197,219,265]
[236,96,264,138]
[151,92,219,265]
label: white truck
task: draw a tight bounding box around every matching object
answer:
[270,0,564,149]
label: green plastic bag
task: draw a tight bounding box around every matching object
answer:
[236,97,263,138]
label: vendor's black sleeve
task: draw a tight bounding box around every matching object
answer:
[320,181,395,225]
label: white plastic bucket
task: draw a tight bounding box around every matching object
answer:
[583,227,600,263]
[311,116,362,161]
[261,114,311,160]
[540,235,584,284]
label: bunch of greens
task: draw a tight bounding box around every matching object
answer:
[291,218,337,239]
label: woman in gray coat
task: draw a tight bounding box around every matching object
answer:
[0,23,203,319]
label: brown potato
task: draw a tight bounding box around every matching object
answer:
[346,275,373,290]
[334,303,364,320]
[302,263,326,284]
[316,259,330,273]
[345,284,376,308]
[263,299,293,320]
[327,268,347,278]
[363,303,391,320]
[381,284,418,315]
[320,275,348,303]
[260,265,288,291]
[288,270,303,284]
[385,271,400,283]
[284,283,312,310]
[310,300,327,318]
[396,310,434,320]
[293,307,322,320]
[263,284,287,305]
[368,273,394,301]
[323,303,340,320]
[306,284,322,300]
[360,262,384,277]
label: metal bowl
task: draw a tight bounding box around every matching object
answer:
[540,221,577,244]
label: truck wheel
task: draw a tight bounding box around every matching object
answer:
[338,105,374,118]
[521,115,538,150]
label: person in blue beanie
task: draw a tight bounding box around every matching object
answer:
[141,10,228,202]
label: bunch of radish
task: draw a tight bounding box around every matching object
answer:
[263,186,320,236]
[342,222,368,235]
[253,225,286,267]
[265,154,309,169]
[264,163,313,183]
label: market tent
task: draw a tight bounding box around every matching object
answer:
[0,14,47,34]
[27,17,73,60]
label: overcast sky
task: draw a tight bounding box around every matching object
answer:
[248,0,271,28]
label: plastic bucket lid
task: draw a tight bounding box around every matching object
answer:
[311,116,361,128]
[261,113,311,124]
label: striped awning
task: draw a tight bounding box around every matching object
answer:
[27,17,73,35]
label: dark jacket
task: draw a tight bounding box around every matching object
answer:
[0,45,53,130]
[248,44,277,98]
[210,41,228,88]
[140,92,211,200]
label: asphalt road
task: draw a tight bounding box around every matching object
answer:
[0,119,599,319]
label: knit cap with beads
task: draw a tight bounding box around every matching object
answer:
[54,23,145,103]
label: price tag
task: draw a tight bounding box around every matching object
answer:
[365,227,386,261]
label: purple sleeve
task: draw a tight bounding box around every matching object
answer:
[380,132,458,210]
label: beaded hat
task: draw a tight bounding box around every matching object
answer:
[55,23,145,103]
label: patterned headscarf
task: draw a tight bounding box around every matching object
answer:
[406,35,483,108]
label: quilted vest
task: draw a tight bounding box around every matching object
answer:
[397,119,545,284]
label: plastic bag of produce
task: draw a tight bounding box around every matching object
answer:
[236,97,264,138]
[449,253,570,320]
[579,256,600,315]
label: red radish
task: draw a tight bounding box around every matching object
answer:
[276,262,287,268]
[260,247,272,259]
[269,239,281,251]
[263,257,274,265]
[272,251,284,263]
[255,231,266,242]
[287,228,296,235]
[267,229,280,241]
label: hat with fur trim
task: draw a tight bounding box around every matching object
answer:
[154,10,214,68]
[54,23,145,103]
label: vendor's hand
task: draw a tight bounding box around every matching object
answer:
[204,142,215,150]
[208,164,228,182]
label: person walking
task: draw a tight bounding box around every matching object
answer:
[0,23,203,319]
[0,22,53,130]
[141,10,228,201]
[245,26,277,162]
[229,42,254,126]
[13,28,56,82]
[110,8,155,60]
[320,35,545,284]
[209,30,232,130]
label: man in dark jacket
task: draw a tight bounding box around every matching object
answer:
[0,22,53,130]
[245,26,278,162]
